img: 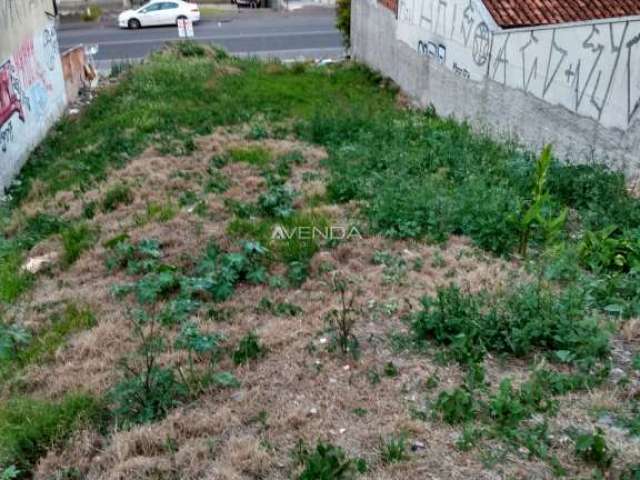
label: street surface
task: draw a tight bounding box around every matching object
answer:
[57,7,345,68]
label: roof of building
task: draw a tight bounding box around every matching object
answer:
[481,0,640,28]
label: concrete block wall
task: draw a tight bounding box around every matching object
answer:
[351,0,640,178]
[1,0,68,193]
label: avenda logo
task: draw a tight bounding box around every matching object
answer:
[271,225,363,241]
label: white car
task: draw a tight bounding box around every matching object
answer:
[118,1,200,29]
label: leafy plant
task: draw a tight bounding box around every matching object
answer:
[232,332,264,365]
[489,379,527,430]
[0,323,30,361]
[258,185,296,218]
[174,322,224,395]
[579,226,640,273]
[324,274,360,357]
[110,311,187,426]
[575,428,613,470]
[297,441,358,480]
[411,283,609,368]
[512,145,567,257]
[434,387,476,425]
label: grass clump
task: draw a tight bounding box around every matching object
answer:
[61,223,98,267]
[0,394,106,473]
[101,183,133,212]
[228,146,272,168]
[0,250,31,304]
[379,434,408,464]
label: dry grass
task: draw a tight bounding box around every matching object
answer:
[3,130,637,480]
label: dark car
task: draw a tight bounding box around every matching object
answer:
[232,0,262,8]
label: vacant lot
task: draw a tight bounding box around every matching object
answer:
[1,42,640,480]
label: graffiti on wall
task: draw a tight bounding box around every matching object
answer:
[0,22,65,161]
[396,0,640,131]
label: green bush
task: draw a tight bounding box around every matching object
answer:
[110,366,187,427]
[257,185,296,219]
[411,283,610,368]
[298,441,359,480]
[0,394,106,472]
[232,332,264,365]
[574,428,613,469]
[434,387,476,425]
[579,226,640,273]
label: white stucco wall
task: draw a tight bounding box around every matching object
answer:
[0,0,67,193]
[395,0,640,131]
[352,0,640,177]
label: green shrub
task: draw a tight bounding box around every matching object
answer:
[489,379,528,430]
[297,441,359,480]
[579,226,640,273]
[574,428,613,469]
[110,366,187,426]
[411,283,610,368]
[61,223,97,267]
[232,332,264,365]
[434,387,476,425]
[0,394,106,472]
[257,185,296,218]
[0,323,30,362]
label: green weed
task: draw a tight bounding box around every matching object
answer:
[380,434,407,464]
[61,223,97,267]
[102,183,133,212]
[228,146,272,168]
[232,332,264,365]
[296,441,360,480]
[0,394,106,473]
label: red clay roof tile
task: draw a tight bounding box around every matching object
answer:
[482,0,640,28]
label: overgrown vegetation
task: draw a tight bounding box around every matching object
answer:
[0,394,106,472]
[1,43,639,478]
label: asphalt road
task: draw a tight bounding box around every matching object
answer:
[57,7,344,68]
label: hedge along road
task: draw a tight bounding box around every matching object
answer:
[57,7,345,68]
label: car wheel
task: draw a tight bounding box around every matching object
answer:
[128,18,141,29]
[176,14,187,24]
